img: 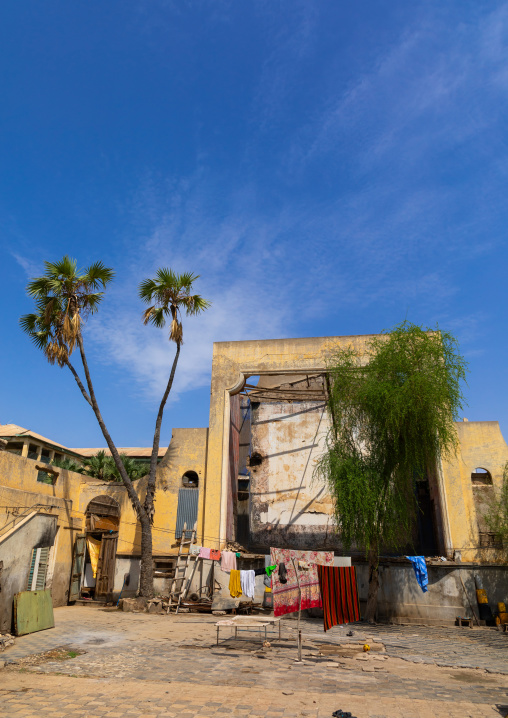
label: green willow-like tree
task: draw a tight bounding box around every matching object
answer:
[315,321,467,622]
[20,257,209,598]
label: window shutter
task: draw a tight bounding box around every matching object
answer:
[175,488,199,539]
[27,547,50,591]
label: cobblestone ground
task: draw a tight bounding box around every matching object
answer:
[1,607,507,718]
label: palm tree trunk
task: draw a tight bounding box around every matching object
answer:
[75,333,154,598]
[65,359,92,408]
[144,342,181,521]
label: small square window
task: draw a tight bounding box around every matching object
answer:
[28,444,39,460]
[37,470,56,485]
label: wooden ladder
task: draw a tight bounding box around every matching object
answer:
[167,521,198,614]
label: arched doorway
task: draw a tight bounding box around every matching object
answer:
[81,495,120,601]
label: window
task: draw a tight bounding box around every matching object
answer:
[479,532,503,548]
[37,470,55,485]
[27,547,50,591]
[53,453,63,463]
[6,441,23,455]
[41,449,51,463]
[153,557,176,578]
[471,468,493,485]
[27,443,39,460]
[182,470,199,488]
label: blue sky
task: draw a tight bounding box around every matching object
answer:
[1,1,507,449]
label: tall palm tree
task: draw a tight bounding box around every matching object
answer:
[138,270,210,591]
[19,257,152,572]
[20,258,209,598]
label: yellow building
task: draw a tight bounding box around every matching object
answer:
[1,334,507,629]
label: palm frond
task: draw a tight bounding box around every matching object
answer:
[181,294,211,316]
[84,261,115,289]
[45,255,78,278]
[138,278,159,303]
[26,276,53,297]
[142,306,166,328]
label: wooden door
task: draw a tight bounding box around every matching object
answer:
[68,534,86,602]
[95,534,118,597]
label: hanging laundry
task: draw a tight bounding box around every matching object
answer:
[254,567,266,576]
[263,575,272,588]
[278,562,288,584]
[210,549,221,561]
[240,569,256,599]
[236,552,241,558]
[229,569,242,598]
[198,547,211,559]
[265,565,277,577]
[221,551,237,572]
[317,565,361,631]
[189,545,201,556]
[406,556,428,593]
[270,548,334,618]
[86,537,101,578]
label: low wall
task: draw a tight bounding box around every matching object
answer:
[354,562,508,625]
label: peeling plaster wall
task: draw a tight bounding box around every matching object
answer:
[249,399,341,550]
[440,421,508,563]
[0,513,58,632]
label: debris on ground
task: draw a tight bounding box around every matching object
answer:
[4,646,85,668]
[0,633,14,651]
[332,711,357,718]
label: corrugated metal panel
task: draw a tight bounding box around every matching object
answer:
[175,488,199,539]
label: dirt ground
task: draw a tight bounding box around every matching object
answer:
[1,606,507,718]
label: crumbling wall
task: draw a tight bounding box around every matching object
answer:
[248,398,342,550]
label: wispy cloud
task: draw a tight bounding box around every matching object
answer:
[89,3,507,402]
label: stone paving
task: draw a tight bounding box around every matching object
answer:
[1,607,507,718]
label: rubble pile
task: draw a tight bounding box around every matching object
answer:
[0,633,14,651]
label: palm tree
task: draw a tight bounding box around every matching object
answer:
[138,269,210,593]
[19,257,153,586]
[51,457,85,474]
[82,451,117,481]
[20,257,210,598]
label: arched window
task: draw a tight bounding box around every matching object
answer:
[182,470,199,488]
[471,468,493,485]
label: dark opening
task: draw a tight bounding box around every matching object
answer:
[471,468,493,485]
[182,470,199,488]
[249,452,263,467]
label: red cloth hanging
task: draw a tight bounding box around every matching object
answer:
[317,565,361,631]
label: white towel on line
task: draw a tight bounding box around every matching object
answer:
[240,569,256,599]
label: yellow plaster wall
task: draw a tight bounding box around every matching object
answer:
[205,334,377,547]
[155,428,209,550]
[440,421,508,563]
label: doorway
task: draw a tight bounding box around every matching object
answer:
[79,495,120,602]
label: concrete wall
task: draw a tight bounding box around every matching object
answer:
[354,562,508,625]
[205,334,379,549]
[0,513,58,631]
[249,398,338,550]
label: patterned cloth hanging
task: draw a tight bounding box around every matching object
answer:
[270,548,334,617]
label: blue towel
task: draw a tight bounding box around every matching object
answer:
[406,556,428,593]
